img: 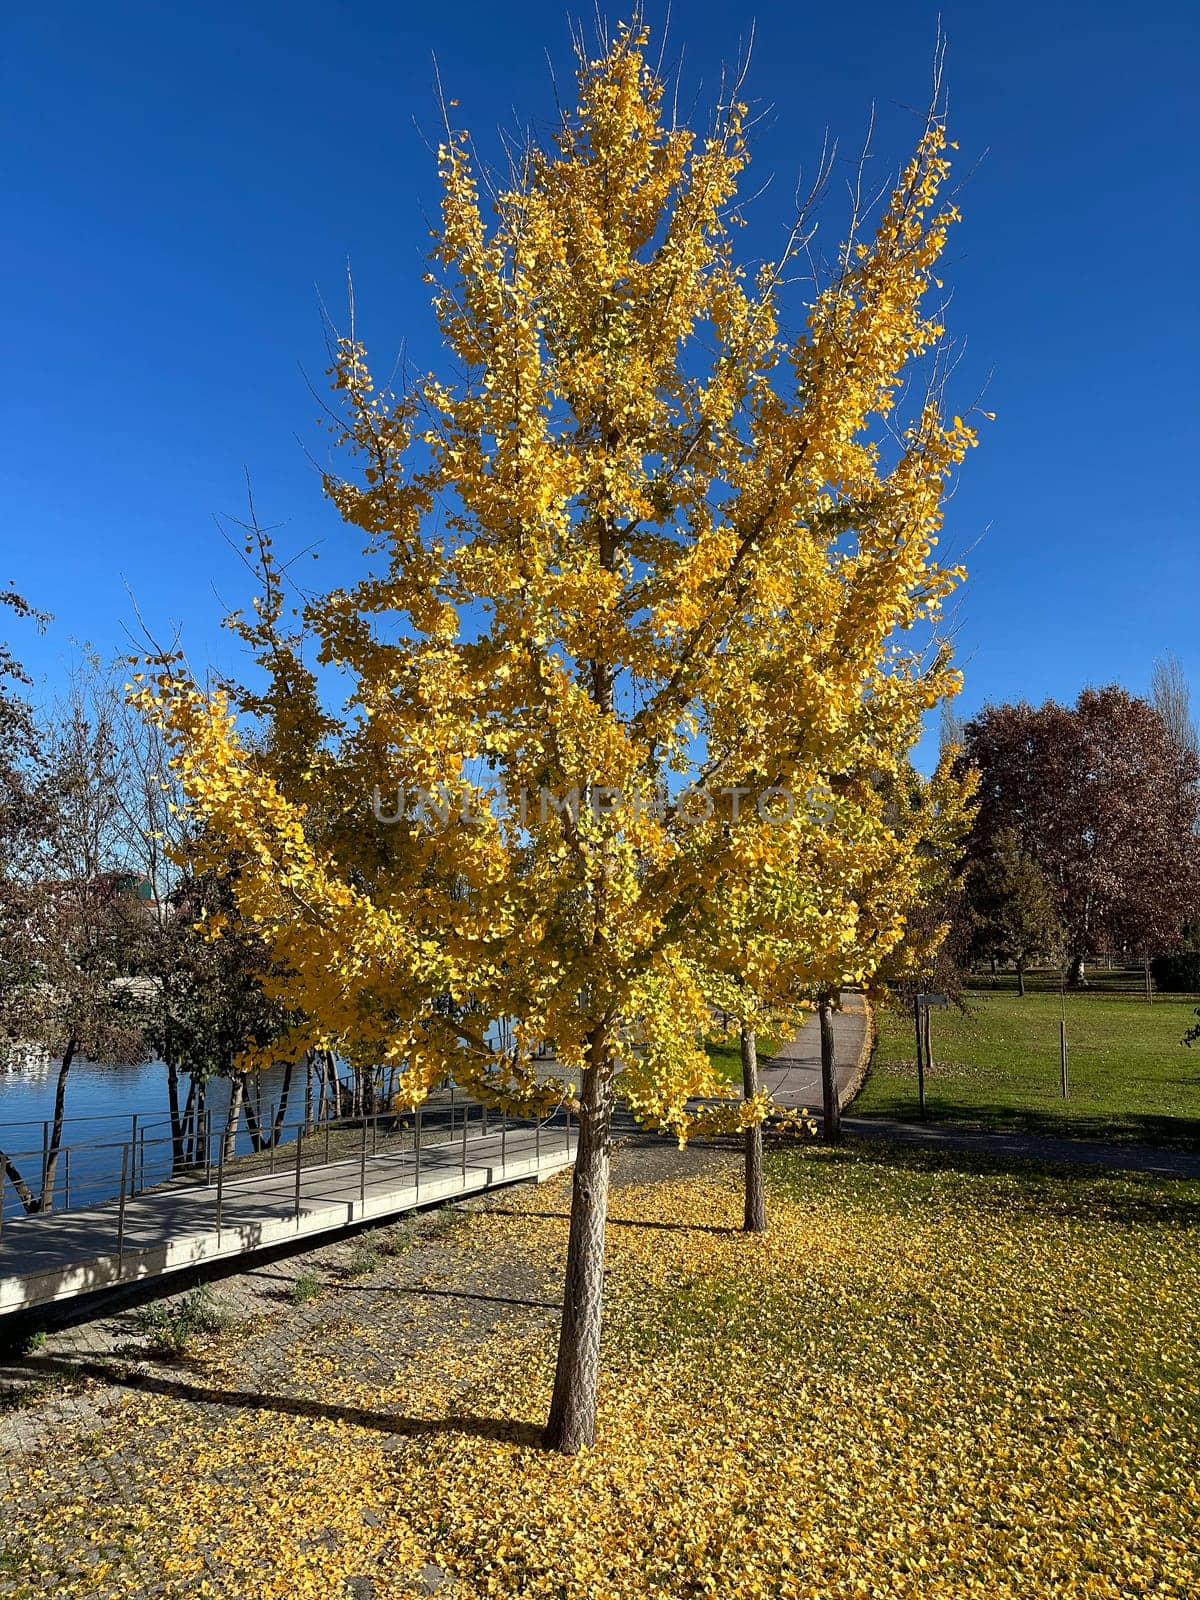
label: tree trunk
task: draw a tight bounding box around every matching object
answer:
[192,1078,207,1166]
[544,1031,613,1455]
[323,1051,342,1119]
[1016,958,1026,998]
[740,1023,766,1232]
[167,1057,187,1171]
[3,1153,38,1214]
[819,996,840,1143]
[223,1074,244,1163]
[241,1072,265,1150]
[1066,953,1087,988]
[270,1059,295,1145]
[175,1077,197,1172]
[39,1040,78,1213]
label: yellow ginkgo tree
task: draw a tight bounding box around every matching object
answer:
[692,737,977,1226]
[142,24,979,1453]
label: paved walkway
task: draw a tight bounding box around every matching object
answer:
[0,1114,576,1317]
[758,996,868,1111]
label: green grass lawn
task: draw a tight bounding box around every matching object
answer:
[856,989,1200,1147]
[704,1033,780,1083]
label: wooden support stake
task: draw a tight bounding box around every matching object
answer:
[914,996,927,1119]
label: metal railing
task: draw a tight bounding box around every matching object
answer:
[0,1093,575,1265]
[0,1111,180,1222]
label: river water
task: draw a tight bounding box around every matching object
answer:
[0,1054,298,1219]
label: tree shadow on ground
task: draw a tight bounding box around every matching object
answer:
[358,1285,562,1312]
[776,1137,1200,1229]
[19,1353,544,1446]
[480,1206,738,1236]
[854,1102,1200,1152]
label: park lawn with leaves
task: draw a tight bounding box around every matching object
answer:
[5,1142,1199,1599]
[857,990,1200,1147]
[704,1034,781,1084]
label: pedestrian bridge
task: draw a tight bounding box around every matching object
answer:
[0,1107,576,1318]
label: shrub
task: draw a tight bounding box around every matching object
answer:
[344,1237,383,1278]
[1151,951,1200,992]
[137,1286,233,1354]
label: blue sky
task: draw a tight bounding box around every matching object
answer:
[2,1,1197,766]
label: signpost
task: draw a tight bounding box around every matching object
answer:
[913,994,948,1119]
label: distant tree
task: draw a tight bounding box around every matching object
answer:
[967,828,1060,994]
[3,664,152,1212]
[870,755,977,1011]
[104,684,293,1169]
[963,687,1200,985]
[1152,652,1199,766]
[151,858,296,1166]
[939,701,966,755]
[0,592,52,1053]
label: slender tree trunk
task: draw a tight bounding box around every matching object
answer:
[2,1153,37,1214]
[1016,958,1026,998]
[39,1039,78,1213]
[175,1078,197,1172]
[544,1030,613,1455]
[167,1057,187,1170]
[320,1051,338,1122]
[819,996,840,1143]
[241,1072,265,1150]
[270,1058,296,1145]
[740,1023,766,1232]
[304,1052,314,1131]
[324,1052,343,1119]
[192,1079,207,1165]
[223,1073,244,1163]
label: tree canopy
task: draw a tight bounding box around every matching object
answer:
[963,687,1200,980]
[143,24,977,1450]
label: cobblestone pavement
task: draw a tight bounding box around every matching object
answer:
[0,1006,858,1466]
[0,1137,735,1597]
[0,1010,863,1597]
